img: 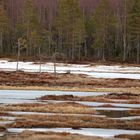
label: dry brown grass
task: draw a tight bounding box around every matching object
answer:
[0,102,96,115]
[102,93,140,100]
[39,95,114,103]
[38,93,140,104]
[0,71,139,94]
[6,113,140,130]
[0,111,8,116]
[0,85,140,94]
[128,110,140,116]
[0,125,6,132]
[115,134,140,140]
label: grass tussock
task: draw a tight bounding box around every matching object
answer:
[7,113,140,130]
[0,103,96,115]
[115,134,140,140]
[39,93,140,104]
[0,71,140,93]
[103,93,140,100]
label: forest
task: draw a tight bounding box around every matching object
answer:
[0,0,140,63]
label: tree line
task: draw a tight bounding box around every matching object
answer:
[0,0,140,63]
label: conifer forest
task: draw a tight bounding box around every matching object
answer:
[0,0,140,63]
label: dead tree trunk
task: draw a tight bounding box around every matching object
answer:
[16,44,20,71]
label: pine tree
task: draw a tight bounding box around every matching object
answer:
[21,0,41,56]
[121,0,133,62]
[91,0,116,61]
[129,0,140,63]
[0,0,10,54]
[53,0,86,60]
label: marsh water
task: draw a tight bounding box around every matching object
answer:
[0,90,107,104]
[0,90,140,138]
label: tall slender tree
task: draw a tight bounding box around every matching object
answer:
[0,0,10,54]
[21,0,41,56]
[53,0,86,60]
[129,0,140,63]
[91,0,116,61]
[118,0,133,62]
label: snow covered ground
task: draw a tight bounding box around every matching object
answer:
[7,128,140,137]
[0,60,140,79]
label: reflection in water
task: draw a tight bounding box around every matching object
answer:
[98,110,130,118]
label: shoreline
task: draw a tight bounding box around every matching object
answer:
[0,58,140,67]
[0,85,140,94]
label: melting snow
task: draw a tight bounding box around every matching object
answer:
[0,60,140,79]
[7,128,140,137]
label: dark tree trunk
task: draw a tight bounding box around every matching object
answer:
[137,38,140,64]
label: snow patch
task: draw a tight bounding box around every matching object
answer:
[7,128,140,137]
[0,60,140,79]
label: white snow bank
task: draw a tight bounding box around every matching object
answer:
[114,116,140,120]
[8,111,105,117]
[7,128,140,137]
[0,121,14,125]
[0,60,140,79]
